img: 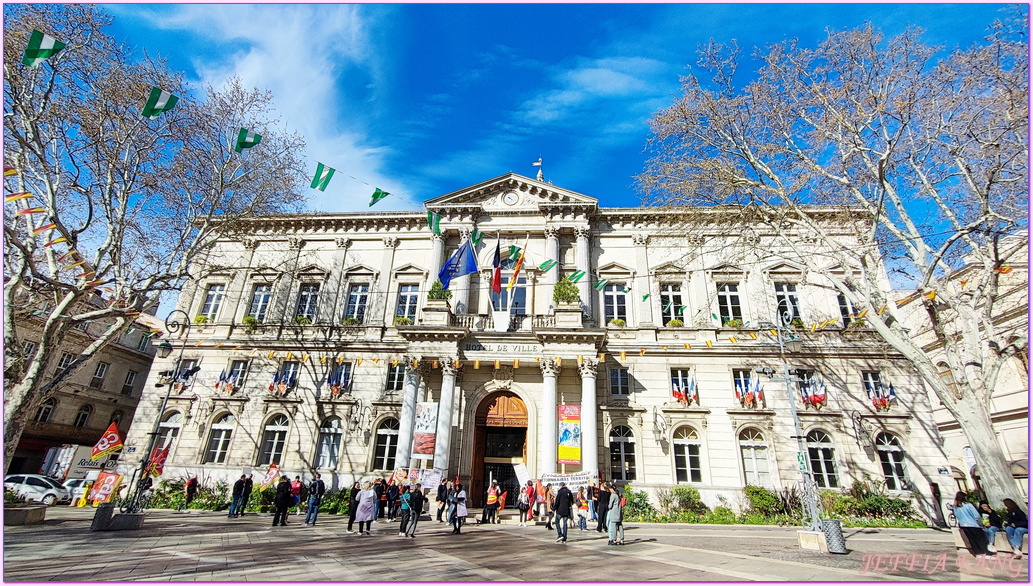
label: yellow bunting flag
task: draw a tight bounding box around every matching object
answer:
[995,266,1012,274]
[16,207,45,216]
[598,353,605,361]
[639,348,646,356]
[535,357,540,363]
[454,359,461,368]
[214,343,224,348]
[66,260,85,269]
[233,345,241,350]
[857,310,869,319]
[429,359,436,368]
[337,355,344,364]
[769,329,778,337]
[357,358,363,366]
[620,351,627,360]
[392,359,399,367]
[4,167,17,177]
[705,340,713,348]
[77,271,95,279]
[44,236,67,247]
[662,345,668,352]
[959,279,969,288]
[896,292,920,308]
[877,304,887,315]
[320,354,326,364]
[923,291,937,301]
[413,359,419,368]
[513,358,520,369]
[749,332,758,339]
[493,359,500,369]
[729,336,737,343]
[577,355,584,365]
[194,340,203,347]
[31,222,57,236]
[250,348,258,355]
[285,352,293,361]
[4,192,31,203]
[302,353,309,363]
[810,323,817,333]
[268,350,275,358]
[684,343,691,349]
[56,251,76,263]
[474,360,480,369]
[372,358,379,364]
[555,357,562,367]
[84,280,103,287]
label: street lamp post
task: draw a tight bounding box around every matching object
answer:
[122,309,195,514]
[760,301,824,533]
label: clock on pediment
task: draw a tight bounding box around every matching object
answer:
[501,190,520,206]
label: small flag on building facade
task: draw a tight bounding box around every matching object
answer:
[749,332,758,339]
[474,360,480,369]
[555,357,562,367]
[369,187,390,207]
[427,211,442,235]
[142,87,179,119]
[577,355,584,365]
[357,358,363,366]
[598,353,606,361]
[705,340,713,348]
[234,128,262,152]
[44,236,67,247]
[923,291,937,301]
[513,359,520,369]
[5,192,31,203]
[4,167,17,176]
[494,359,500,369]
[639,348,646,356]
[684,343,691,349]
[538,259,558,272]
[22,30,66,67]
[729,336,737,343]
[620,351,627,360]
[470,229,484,246]
[311,163,335,191]
[16,207,45,216]
[593,279,609,291]
[32,222,56,236]
[995,266,1012,274]
[569,270,586,283]
[661,345,668,352]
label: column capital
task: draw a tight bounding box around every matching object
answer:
[574,225,591,240]
[632,233,649,246]
[577,358,599,379]
[544,226,561,239]
[539,358,561,377]
[382,236,399,249]
[431,233,446,245]
[458,226,473,242]
[335,237,352,249]
[441,358,462,378]
[287,236,306,250]
[240,238,259,250]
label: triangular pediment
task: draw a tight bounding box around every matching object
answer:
[706,263,746,277]
[597,261,635,275]
[651,260,688,275]
[764,261,806,276]
[425,173,598,212]
[392,263,427,276]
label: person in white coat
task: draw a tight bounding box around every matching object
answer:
[354,481,377,535]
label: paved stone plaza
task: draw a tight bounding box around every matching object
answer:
[4,508,1028,582]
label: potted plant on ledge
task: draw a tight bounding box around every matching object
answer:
[341,317,361,327]
[241,316,261,334]
[393,316,413,326]
[292,315,312,326]
[552,277,583,328]
[665,318,684,328]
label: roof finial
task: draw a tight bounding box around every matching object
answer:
[532,156,543,181]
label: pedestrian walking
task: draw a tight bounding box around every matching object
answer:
[588,481,598,522]
[305,473,326,526]
[553,482,574,543]
[183,474,199,510]
[595,482,611,533]
[272,476,292,527]
[606,485,625,546]
[406,484,426,538]
[543,484,555,531]
[373,478,386,521]
[290,476,303,516]
[576,486,589,531]
[1003,498,1028,559]
[449,483,467,534]
[517,485,532,527]
[228,475,246,517]
[482,480,501,525]
[954,491,991,556]
[435,479,450,522]
[354,481,377,535]
[240,474,254,516]
[398,485,412,536]
[979,501,1003,550]
[345,481,362,534]
[386,481,401,522]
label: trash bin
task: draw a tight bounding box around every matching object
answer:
[821,518,847,554]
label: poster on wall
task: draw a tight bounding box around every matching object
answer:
[513,462,531,487]
[412,402,438,460]
[557,404,581,465]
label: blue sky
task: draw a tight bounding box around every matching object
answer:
[105,3,1015,213]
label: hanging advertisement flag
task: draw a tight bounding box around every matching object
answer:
[87,471,123,503]
[412,402,438,460]
[146,445,170,477]
[259,463,280,490]
[557,404,581,465]
[90,422,124,460]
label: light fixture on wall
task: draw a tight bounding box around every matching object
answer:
[849,410,874,450]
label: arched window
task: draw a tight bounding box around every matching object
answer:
[876,432,909,490]
[34,399,55,423]
[609,425,637,481]
[73,404,93,428]
[673,426,702,483]
[203,413,236,464]
[373,418,400,470]
[316,417,344,469]
[157,411,183,448]
[257,414,290,466]
[739,428,770,486]
[806,429,839,488]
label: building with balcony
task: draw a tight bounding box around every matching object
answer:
[4,289,158,474]
[122,172,950,521]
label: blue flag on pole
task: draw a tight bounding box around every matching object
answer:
[438,239,478,290]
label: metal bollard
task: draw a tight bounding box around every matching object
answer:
[821,518,847,554]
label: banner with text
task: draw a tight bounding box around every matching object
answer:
[412,402,438,460]
[86,471,123,503]
[540,471,598,489]
[390,467,444,489]
[557,404,581,465]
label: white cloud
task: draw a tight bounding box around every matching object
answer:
[111,4,419,212]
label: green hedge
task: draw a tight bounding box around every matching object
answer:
[146,478,351,515]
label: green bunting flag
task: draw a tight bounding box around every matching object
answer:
[311,163,335,191]
[677,305,687,316]
[234,128,262,152]
[369,187,390,207]
[641,294,650,302]
[712,313,719,321]
[427,211,441,235]
[569,271,586,283]
[538,259,558,272]
[22,30,66,67]
[593,279,609,291]
[470,229,484,246]
[508,245,522,258]
[663,301,673,312]
[142,87,179,119]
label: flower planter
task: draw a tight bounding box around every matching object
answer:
[4,505,46,525]
[553,303,583,328]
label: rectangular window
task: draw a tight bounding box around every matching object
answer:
[862,371,883,401]
[73,321,89,332]
[491,277,527,313]
[228,360,249,386]
[121,371,137,396]
[22,341,38,359]
[395,284,419,320]
[137,334,151,352]
[345,284,369,322]
[775,282,801,323]
[199,284,226,321]
[732,368,751,396]
[281,361,300,387]
[717,283,742,324]
[671,368,693,400]
[609,368,630,396]
[837,293,853,326]
[295,283,320,321]
[660,284,683,325]
[603,284,627,324]
[385,364,405,392]
[248,284,272,321]
[89,362,109,389]
[57,352,76,370]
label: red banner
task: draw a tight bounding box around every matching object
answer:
[146,445,170,477]
[91,422,124,461]
[87,471,123,503]
[259,463,280,490]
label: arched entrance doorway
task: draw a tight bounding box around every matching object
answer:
[470,391,527,507]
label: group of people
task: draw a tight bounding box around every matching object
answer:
[954,492,1028,559]
[514,480,625,545]
[345,479,429,538]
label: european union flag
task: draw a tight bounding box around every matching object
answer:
[438,239,478,290]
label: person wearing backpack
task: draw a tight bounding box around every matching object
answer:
[607,484,625,545]
[304,473,326,526]
[517,485,532,527]
[397,485,412,536]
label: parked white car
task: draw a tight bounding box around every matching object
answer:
[4,474,72,505]
[62,478,91,502]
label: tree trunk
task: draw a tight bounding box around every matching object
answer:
[3,380,34,475]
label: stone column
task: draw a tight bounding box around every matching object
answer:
[376,236,398,325]
[574,225,591,319]
[539,358,560,475]
[687,236,707,327]
[632,233,653,327]
[395,356,421,469]
[578,359,599,476]
[428,234,445,285]
[544,226,560,311]
[328,238,351,322]
[434,360,460,471]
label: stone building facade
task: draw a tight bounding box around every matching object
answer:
[121,173,949,521]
